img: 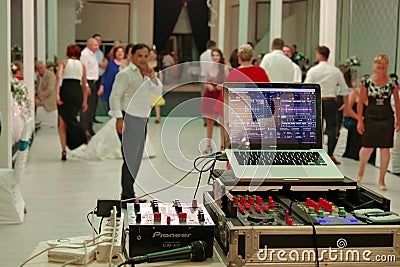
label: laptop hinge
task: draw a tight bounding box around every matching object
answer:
[282,184,292,191]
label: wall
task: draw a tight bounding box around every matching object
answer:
[349,0,399,76]
[57,0,75,60]
[74,0,153,46]
[76,1,130,43]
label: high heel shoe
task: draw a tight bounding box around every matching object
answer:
[379,183,388,191]
[203,145,212,155]
[61,151,67,161]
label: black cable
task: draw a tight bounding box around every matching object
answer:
[86,211,98,235]
[193,154,218,198]
[133,154,217,200]
[98,216,105,234]
[118,262,134,267]
[193,157,216,199]
[297,201,320,267]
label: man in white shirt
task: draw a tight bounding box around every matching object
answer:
[109,43,162,204]
[80,38,99,136]
[93,34,108,123]
[199,40,216,80]
[282,45,302,82]
[259,38,294,82]
[305,45,349,165]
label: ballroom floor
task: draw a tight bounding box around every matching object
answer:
[1,117,400,266]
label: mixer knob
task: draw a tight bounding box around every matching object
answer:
[136,212,141,223]
[233,196,239,205]
[197,210,205,222]
[179,212,187,221]
[287,218,293,226]
[154,212,161,221]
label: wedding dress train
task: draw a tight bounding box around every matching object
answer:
[71,117,155,160]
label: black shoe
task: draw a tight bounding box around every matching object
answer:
[93,118,103,123]
[61,151,67,161]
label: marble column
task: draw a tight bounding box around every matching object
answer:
[22,0,35,118]
[131,0,154,45]
[319,0,337,65]
[36,0,46,63]
[238,0,249,46]
[0,0,11,168]
[270,0,283,45]
[47,0,57,63]
[218,0,226,52]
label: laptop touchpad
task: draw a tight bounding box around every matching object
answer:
[269,167,308,178]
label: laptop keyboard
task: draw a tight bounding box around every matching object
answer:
[234,151,327,166]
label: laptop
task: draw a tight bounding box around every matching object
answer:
[223,82,344,181]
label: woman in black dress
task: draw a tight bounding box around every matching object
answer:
[56,44,89,160]
[356,54,400,190]
[342,88,362,160]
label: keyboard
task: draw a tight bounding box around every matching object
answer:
[234,151,326,166]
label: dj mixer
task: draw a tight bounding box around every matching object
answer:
[127,200,214,258]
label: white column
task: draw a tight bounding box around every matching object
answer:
[218,0,226,52]
[36,0,46,63]
[270,0,283,46]
[47,0,57,62]
[131,0,138,43]
[23,0,35,117]
[238,0,249,46]
[0,0,11,168]
[319,0,337,65]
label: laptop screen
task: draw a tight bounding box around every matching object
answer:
[223,83,322,150]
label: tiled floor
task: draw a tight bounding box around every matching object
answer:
[1,117,399,266]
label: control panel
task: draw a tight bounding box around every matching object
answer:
[229,193,367,226]
[127,200,214,258]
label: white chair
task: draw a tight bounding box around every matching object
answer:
[0,118,33,224]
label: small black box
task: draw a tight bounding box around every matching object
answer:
[96,199,121,217]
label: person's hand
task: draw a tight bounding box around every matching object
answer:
[145,67,155,78]
[82,102,88,112]
[97,85,104,96]
[357,119,365,135]
[116,118,125,134]
[86,86,91,96]
[205,83,215,91]
[396,120,400,132]
[56,94,63,106]
[338,104,345,111]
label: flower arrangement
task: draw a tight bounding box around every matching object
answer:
[11,77,31,119]
[344,56,361,69]
[293,52,306,65]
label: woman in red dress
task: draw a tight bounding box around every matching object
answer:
[214,44,270,151]
[199,48,229,154]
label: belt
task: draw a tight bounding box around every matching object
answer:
[321,97,336,101]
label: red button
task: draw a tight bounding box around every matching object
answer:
[154,212,161,221]
[179,213,187,221]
